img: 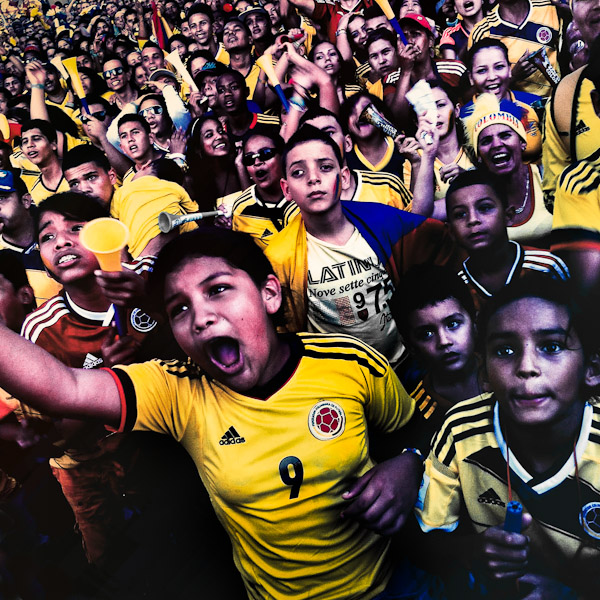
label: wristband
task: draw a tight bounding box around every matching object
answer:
[288,94,306,112]
[32,83,45,89]
[335,29,347,37]
[402,447,425,461]
[169,152,186,160]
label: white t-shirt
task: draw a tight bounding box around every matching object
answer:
[306,228,405,367]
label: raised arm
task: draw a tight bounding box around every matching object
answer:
[286,0,316,19]
[0,324,121,427]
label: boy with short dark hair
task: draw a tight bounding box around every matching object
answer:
[266,126,454,372]
[392,263,483,439]
[446,169,569,311]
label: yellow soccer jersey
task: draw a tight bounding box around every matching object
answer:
[416,396,600,590]
[468,0,561,97]
[29,173,70,205]
[245,63,261,100]
[215,42,230,66]
[10,148,40,191]
[551,151,600,253]
[110,176,199,258]
[433,149,474,202]
[351,170,412,210]
[111,333,415,600]
[231,185,290,249]
[542,71,600,212]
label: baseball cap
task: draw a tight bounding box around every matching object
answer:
[239,4,269,23]
[148,68,178,83]
[399,13,433,35]
[0,170,17,193]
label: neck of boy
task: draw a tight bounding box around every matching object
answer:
[462,11,483,32]
[115,85,138,106]
[356,134,388,165]
[431,357,480,404]
[498,0,530,27]
[502,401,586,477]
[227,111,253,136]
[468,238,516,294]
[47,87,67,104]
[40,157,63,187]
[135,148,159,169]
[66,276,112,313]
[229,49,252,74]
[303,202,355,246]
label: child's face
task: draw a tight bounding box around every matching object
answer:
[407,298,475,375]
[281,141,349,216]
[38,211,99,285]
[485,297,586,428]
[446,184,508,253]
[164,256,282,392]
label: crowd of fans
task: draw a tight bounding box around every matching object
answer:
[0,0,598,597]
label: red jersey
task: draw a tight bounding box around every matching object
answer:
[312,0,374,43]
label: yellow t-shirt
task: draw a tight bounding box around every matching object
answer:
[351,170,412,210]
[29,173,70,205]
[111,332,415,600]
[110,176,199,258]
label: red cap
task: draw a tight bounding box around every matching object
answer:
[399,13,433,35]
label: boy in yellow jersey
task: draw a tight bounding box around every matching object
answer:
[20,120,69,205]
[415,277,600,599]
[188,4,230,65]
[0,226,431,600]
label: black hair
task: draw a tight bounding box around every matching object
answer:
[168,34,191,53]
[139,93,174,131]
[476,275,598,362]
[283,125,343,172]
[0,87,10,102]
[21,119,58,145]
[363,6,386,21]
[466,38,510,72]
[365,28,398,53]
[84,94,117,116]
[216,68,246,87]
[446,168,508,211]
[243,130,285,154]
[187,3,214,23]
[391,264,476,341]
[79,66,109,96]
[102,53,127,71]
[141,40,162,53]
[149,227,283,324]
[118,112,151,134]
[63,144,111,174]
[339,91,392,136]
[299,107,341,129]
[35,191,109,238]
[152,157,184,185]
[223,17,251,37]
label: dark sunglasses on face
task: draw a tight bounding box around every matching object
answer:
[81,110,107,124]
[242,147,277,166]
[103,66,124,79]
[139,105,164,118]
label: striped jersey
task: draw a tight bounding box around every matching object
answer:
[440,22,469,58]
[231,185,291,249]
[416,396,600,591]
[467,0,561,97]
[458,240,570,311]
[551,149,600,254]
[110,332,415,600]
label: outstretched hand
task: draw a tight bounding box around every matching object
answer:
[340,452,423,536]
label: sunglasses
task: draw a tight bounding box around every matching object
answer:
[81,110,107,124]
[242,147,277,166]
[139,105,164,118]
[103,66,124,79]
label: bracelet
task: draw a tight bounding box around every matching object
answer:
[335,28,347,37]
[31,83,45,89]
[402,447,425,461]
[288,94,307,112]
[169,152,186,160]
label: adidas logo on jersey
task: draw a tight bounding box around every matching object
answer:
[477,488,505,507]
[82,353,103,369]
[219,426,246,445]
[260,228,273,240]
[576,120,590,135]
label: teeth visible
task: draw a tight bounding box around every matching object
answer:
[58,254,77,264]
[215,143,226,149]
